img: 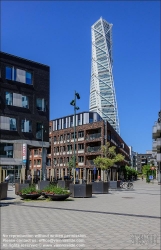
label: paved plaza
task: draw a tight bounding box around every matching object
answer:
[0,179,160,250]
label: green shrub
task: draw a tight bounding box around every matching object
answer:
[41,185,69,195]
[19,185,41,195]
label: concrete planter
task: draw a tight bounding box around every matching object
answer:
[109,180,121,189]
[38,181,50,191]
[0,182,8,200]
[58,180,73,189]
[15,183,29,195]
[69,184,92,198]
[91,181,109,193]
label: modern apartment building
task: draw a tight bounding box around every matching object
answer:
[136,153,152,173]
[152,111,161,183]
[30,112,130,181]
[129,146,137,170]
[0,52,50,180]
[89,17,120,134]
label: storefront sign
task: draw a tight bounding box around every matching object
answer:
[22,143,27,164]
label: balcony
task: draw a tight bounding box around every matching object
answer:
[156,138,161,149]
[157,153,161,162]
[78,149,84,153]
[86,133,101,140]
[78,137,84,141]
[86,160,95,166]
[78,162,84,166]
[152,141,157,151]
[152,123,161,139]
[86,146,101,153]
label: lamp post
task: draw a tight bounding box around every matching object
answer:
[70,91,80,183]
[41,124,46,181]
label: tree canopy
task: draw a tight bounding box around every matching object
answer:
[94,142,125,170]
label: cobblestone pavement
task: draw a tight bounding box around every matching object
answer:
[0,179,160,250]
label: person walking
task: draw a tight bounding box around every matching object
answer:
[5,175,10,183]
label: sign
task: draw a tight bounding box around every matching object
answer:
[149,175,153,180]
[22,143,27,164]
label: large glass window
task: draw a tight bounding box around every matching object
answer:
[21,120,32,132]
[36,98,46,111]
[36,122,43,139]
[10,118,17,131]
[6,92,13,105]
[5,66,32,85]
[6,67,12,80]
[26,72,32,84]
[0,143,13,158]
[22,96,29,108]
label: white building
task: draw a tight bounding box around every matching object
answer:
[152,111,161,183]
[89,17,120,134]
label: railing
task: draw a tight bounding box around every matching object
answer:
[86,146,101,153]
[157,153,161,162]
[86,133,101,140]
[87,160,95,166]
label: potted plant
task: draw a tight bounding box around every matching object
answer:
[42,185,71,201]
[17,185,41,199]
[93,142,125,191]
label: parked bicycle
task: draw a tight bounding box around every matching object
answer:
[120,181,134,190]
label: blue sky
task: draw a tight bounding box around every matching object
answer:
[1,1,160,153]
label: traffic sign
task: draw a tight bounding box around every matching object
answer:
[149,175,153,180]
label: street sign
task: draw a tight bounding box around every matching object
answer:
[149,175,153,180]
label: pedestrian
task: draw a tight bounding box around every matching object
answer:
[27,174,31,180]
[5,175,10,183]
[142,174,144,181]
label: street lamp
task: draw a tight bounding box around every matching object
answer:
[41,125,46,181]
[70,91,80,183]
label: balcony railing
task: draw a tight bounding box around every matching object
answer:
[86,133,101,140]
[86,146,101,153]
[87,160,95,166]
[157,153,161,162]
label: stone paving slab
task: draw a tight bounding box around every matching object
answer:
[0,179,160,250]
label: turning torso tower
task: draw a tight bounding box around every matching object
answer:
[89,17,120,134]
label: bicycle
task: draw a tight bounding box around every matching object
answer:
[120,181,134,190]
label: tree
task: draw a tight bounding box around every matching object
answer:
[94,142,125,181]
[68,156,76,176]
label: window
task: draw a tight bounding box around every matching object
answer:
[67,145,72,151]
[22,96,29,108]
[37,159,41,165]
[60,158,63,163]
[53,158,57,164]
[89,113,93,123]
[34,150,38,155]
[6,92,13,105]
[5,66,32,84]
[67,134,70,140]
[78,131,84,138]
[36,122,42,139]
[49,126,51,133]
[78,144,84,150]
[60,135,63,141]
[54,136,57,142]
[5,67,12,80]
[10,118,17,131]
[21,120,32,132]
[5,92,29,108]
[36,98,46,111]
[0,143,13,158]
[34,160,36,165]
[71,132,77,139]
[78,156,84,162]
